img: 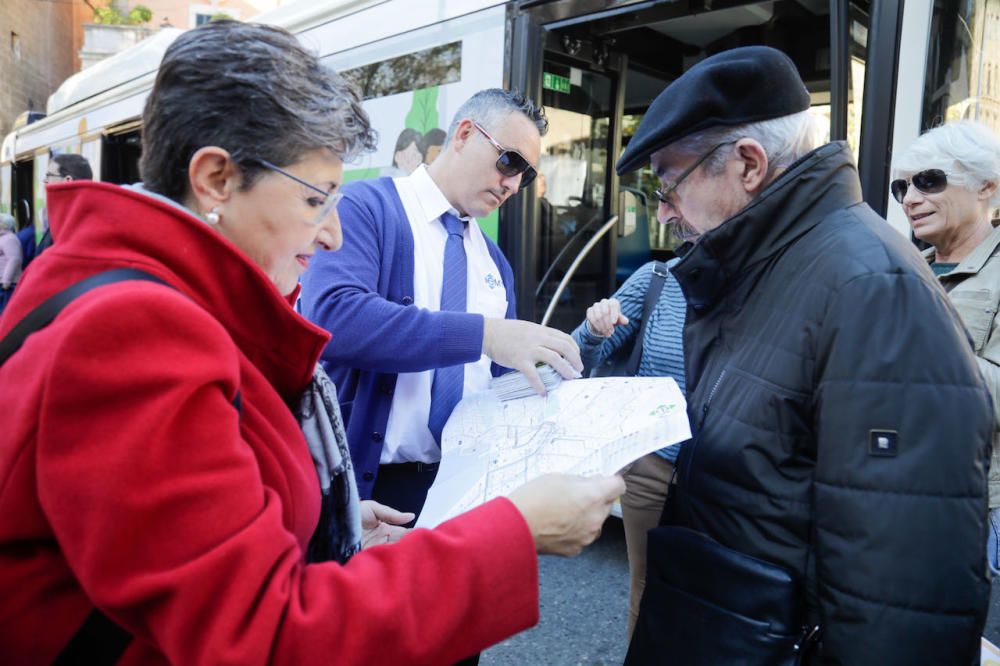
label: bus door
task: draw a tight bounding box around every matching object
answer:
[532,41,626,332]
[508,0,876,329]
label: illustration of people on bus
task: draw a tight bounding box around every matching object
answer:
[381,127,448,178]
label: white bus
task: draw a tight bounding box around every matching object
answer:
[3,0,998,329]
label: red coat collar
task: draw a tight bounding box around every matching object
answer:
[45,181,330,400]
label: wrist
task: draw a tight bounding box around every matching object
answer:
[481,316,495,356]
[583,320,602,339]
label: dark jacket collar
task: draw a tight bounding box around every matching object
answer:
[672,142,863,310]
[45,181,329,401]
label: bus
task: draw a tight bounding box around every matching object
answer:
[3,0,998,330]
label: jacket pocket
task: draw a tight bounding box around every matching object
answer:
[950,287,998,353]
[625,526,802,666]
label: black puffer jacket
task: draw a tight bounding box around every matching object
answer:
[670,142,993,665]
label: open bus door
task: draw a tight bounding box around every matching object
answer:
[507,0,887,329]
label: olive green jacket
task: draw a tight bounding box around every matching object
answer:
[927,222,1000,506]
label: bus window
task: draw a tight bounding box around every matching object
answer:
[101,129,142,185]
[922,0,1000,137]
[12,158,34,232]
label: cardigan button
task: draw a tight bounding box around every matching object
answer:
[401,296,414,305]
[363,472,374,481]
[372,432,384,442]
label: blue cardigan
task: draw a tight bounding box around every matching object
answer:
[300,177,516,498]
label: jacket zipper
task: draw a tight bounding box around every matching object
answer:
[682,368,728,498]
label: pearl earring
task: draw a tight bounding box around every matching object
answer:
[205,208,221,225]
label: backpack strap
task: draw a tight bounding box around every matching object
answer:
[0,268,169,366]
[53,607,133,666]
[1,267,242,664]
[621,261,669,377]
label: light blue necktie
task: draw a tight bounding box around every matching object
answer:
[427,212,467,445]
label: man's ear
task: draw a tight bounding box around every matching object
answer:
[185,146,240,214]
[734,139,770,194]
[450,119,475,153]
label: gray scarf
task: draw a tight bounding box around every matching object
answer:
[296,364,363,564]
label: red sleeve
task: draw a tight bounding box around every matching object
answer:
[37,284,538,665]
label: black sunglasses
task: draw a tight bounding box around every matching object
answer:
[890,169,948,204]
[473,121,537,188]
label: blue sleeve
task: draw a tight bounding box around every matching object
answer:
[300,191,484,374]
[571,261,655,371]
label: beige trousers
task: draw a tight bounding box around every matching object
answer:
[621,452,675,639]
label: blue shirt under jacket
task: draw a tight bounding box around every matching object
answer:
[571,258,688,463]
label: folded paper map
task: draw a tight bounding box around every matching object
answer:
[489,364,563,400]
[416,376,690,528]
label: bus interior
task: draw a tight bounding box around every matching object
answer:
[520,0,873,330]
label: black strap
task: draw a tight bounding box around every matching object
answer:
[0,268,169,367]
[0,269,168,665]
[621,261,669,376]
[0,267,240,665]
[53,607,133,666]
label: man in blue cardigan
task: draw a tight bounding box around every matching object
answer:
[301,89,582,520]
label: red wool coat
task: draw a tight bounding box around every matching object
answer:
[0,182,538,664]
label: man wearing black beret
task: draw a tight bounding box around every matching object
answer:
[623,46,992,665]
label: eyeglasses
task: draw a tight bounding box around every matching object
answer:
[43,172,66,184]
[473,121,538,188]
[653,140,738,206]
[890,169,948,203]
[252,158,343,225]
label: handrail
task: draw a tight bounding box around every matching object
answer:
[541,214,618,327]
[534,209,604,302]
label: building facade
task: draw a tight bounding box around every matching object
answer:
[0,0,87,139]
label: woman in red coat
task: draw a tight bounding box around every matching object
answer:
[0,21,623,664]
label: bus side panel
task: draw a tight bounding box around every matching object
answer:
[1,164,10,216]
[317,5,506,240]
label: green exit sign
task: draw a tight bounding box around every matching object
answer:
[542,72,571,94]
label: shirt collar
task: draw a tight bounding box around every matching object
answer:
[924,222,1000,277]
[405,164,472,226]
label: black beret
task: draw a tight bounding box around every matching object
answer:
[616,46,810,174]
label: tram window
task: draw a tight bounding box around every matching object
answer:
[921,0,1000,138]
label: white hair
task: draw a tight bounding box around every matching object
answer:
[893,120,1000,207]
[668,110,822,175]
[0,214,15,232]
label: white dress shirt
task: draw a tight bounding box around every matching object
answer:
[381,165,509,464]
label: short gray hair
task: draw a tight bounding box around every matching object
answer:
[667,110,822,176]
[893,120,1000,207]
[141,20,377,201]
[446,88,547,143]
[0,214,15,232]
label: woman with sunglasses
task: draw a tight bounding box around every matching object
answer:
[0,21,621,664]
[893,119,1000,570]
